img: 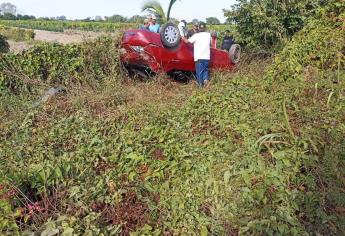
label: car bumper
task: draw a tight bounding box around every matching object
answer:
[120,45,162,72]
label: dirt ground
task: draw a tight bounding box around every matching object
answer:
[8,40,30,53]
[8,30,112,53]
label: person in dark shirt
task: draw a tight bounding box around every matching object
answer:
[187,23,199,39]
[221,30,235,51]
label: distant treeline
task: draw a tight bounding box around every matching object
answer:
[0,13,36,20]
[0,13,147,23]
[0,13,223,25]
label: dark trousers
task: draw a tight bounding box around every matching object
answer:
[195,60,209,86]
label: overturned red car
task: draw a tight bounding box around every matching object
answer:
[120,23,240,79]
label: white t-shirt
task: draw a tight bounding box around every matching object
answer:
[188,32,211,61]
[178,22,187,37]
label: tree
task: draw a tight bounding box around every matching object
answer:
[169,17,179,23]
[223,0,327,48]
[0,2,16,15]
[128,15,146,23]
[82,17,92,22]
[17,14,35,20]
[141,0,179,23]
[191,18,199,25]
[206,17,220,25]
[105,15,127,23]
[95,16,103,21]
[0,12,16,20]
[166,0,178,22]
[56,16,67,21]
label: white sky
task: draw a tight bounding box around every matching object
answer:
[2,0,237,22]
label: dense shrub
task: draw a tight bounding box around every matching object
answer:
[0,34,9,53]
[224,0,332,49]
[0,35,121,93]
[265,4,345,233]
[268,0,344,84]
[0,26,35,41]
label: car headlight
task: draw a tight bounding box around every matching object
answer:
[130,46,145,53]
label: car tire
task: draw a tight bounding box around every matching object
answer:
[160,23,181,49]
[229,44,241,64]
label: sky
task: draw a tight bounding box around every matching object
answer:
[2,0,237,23]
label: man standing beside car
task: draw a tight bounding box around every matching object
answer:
[182,22,211,87]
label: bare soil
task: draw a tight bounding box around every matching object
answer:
[8,40,31,53]
[34,30,107,44]
[8,29,112,53]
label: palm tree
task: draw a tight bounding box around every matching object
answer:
[141,0,179,23]
[166,0,178,22]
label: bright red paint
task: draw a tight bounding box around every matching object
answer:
[120,29,235,73]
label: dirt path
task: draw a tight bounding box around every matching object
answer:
[8,29,113,53]
[34,30,107,44]
[8,40,31,53]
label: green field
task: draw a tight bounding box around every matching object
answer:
[0,20,137,32]
[0,20,230,33]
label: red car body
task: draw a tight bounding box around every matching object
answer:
[120,29,235,74]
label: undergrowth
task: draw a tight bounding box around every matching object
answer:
[0,26,35,42]
[0,35,122,94]
[0,34,9,53]
[0,2,344,235]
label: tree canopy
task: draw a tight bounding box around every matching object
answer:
[141,0,179,23]
[0,2,16,15]
[206,17,221,25]
[223,0,329,48]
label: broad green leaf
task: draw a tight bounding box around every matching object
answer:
[200,225,208,236]
[224,170,231,184]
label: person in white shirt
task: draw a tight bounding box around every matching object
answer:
[178,20,187,38]
[182,22,211,87]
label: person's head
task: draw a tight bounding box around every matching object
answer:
[181,20,187,26]
[143,19,150,27]
[151,15,157,25]
[225,30,230,36]
[193,23,199,31]
[198,22,206,32]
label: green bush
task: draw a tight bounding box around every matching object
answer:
[0,26,35,41]
[0,34,9,53]
[263,3,345,233]
[224,0,330,49]
[0,35,121,93]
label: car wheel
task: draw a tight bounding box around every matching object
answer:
[160,23,181,49]
[229,44,241,64]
